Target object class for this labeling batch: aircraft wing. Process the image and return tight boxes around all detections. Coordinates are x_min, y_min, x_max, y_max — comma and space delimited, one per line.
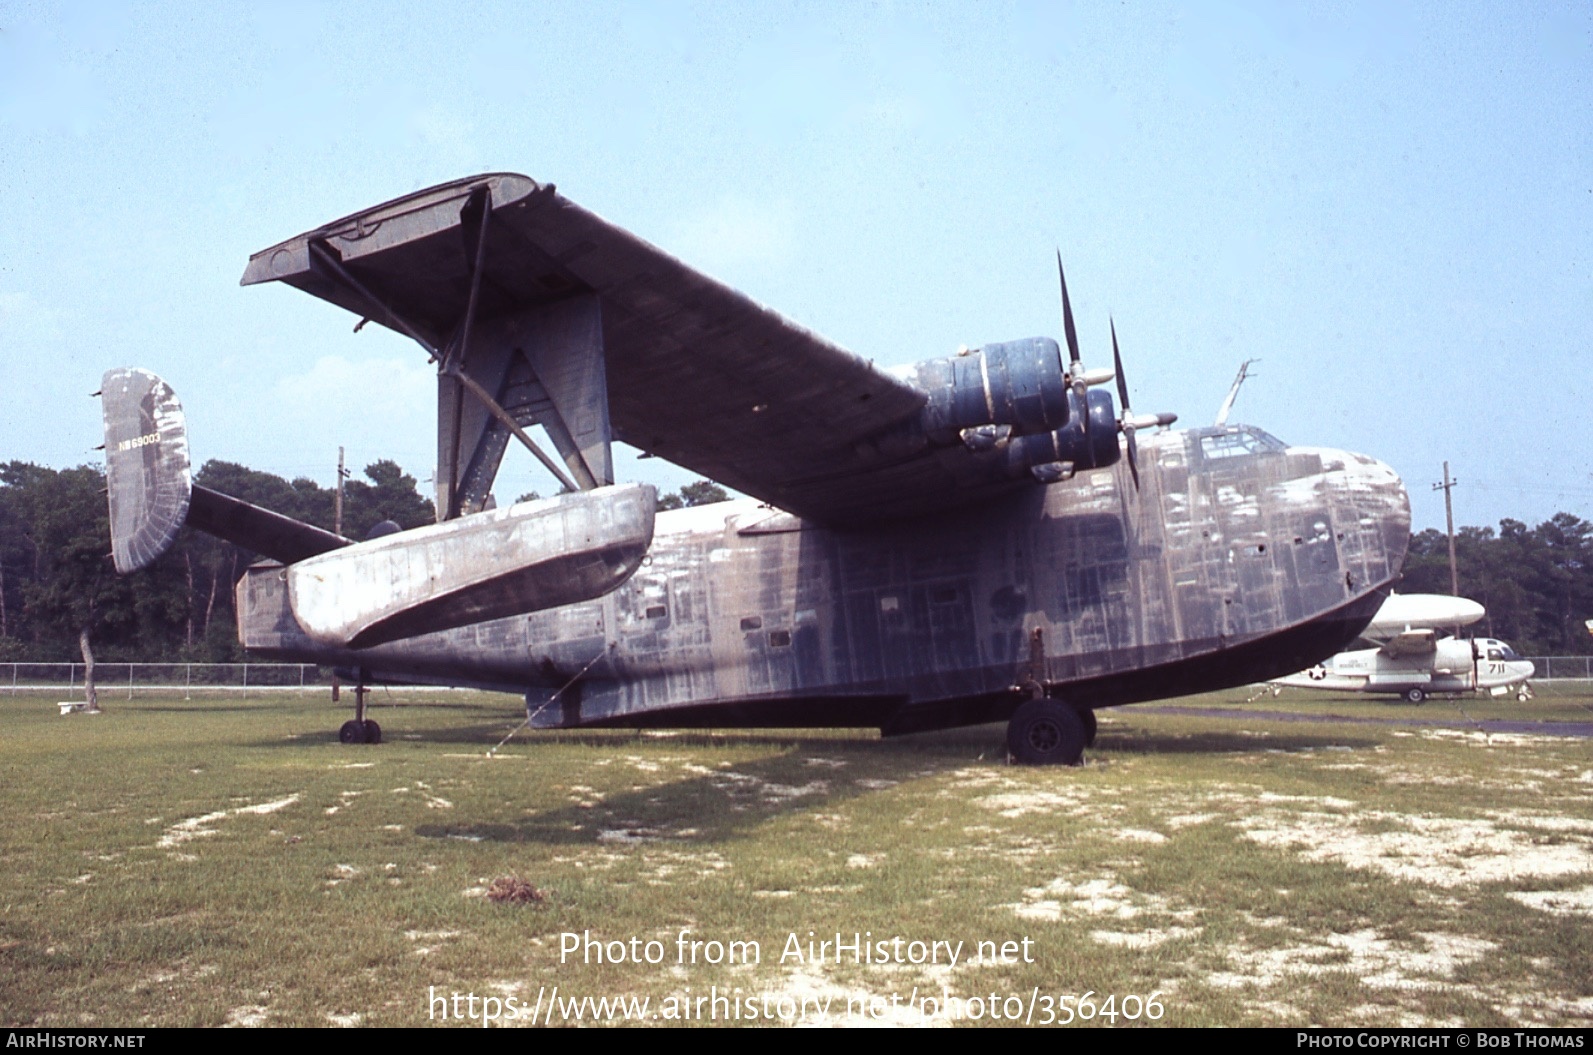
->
240, 174, 1026, 525
1378, 628, 1437, 659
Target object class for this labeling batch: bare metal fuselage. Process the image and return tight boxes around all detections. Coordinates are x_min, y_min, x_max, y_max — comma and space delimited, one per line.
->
237, 424, 1410, 734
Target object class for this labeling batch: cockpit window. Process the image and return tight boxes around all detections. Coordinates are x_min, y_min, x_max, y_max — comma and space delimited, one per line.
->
1199, 427, 1285, 461
1499, 644, 1521, 661
1487, 648, 1504, 661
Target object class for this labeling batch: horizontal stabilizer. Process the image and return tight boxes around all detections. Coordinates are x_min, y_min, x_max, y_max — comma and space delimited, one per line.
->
286, 483, 656, 648
188, 486, 349, 564
100, 369, 192, 572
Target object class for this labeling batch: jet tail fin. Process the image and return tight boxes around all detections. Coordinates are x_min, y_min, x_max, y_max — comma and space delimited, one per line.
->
100, 369, 351, 570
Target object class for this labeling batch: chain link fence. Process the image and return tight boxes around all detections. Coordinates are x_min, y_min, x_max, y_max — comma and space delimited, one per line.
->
4, 662, 335, 698
5, 657, 1589, 702
1525, 656, 1593, 682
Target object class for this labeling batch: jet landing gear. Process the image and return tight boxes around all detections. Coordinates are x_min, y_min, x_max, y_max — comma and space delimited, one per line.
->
336, 676, 382, 745
1007, 698, 1094, 766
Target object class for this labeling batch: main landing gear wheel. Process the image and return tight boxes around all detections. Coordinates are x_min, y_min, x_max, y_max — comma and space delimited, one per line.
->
338, 719, 382, 744
336, 675, 382, 744
1403, 687, 1427, 704
1007, 699, 1088, 766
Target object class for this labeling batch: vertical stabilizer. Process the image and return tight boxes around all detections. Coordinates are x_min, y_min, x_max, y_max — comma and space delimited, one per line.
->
99, 368, 192, 572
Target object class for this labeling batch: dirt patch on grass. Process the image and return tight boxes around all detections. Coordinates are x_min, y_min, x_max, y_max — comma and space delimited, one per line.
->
223, 1005, 269, 1027
1009, 875, 1196, 923
1507, 886, 1593, 916
156, 794, 300, 852
1208, 929, 1495, 990
1234, 808, 1593, 887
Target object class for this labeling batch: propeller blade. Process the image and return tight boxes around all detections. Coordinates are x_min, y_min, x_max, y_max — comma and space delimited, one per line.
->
1057, 252, 1089, 442
1057, 251, 1081, 369
1112, 318, 1129, 412
1111, 319, 1140, 490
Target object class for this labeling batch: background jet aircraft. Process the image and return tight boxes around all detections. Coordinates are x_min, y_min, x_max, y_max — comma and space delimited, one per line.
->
100, 173, 1411, 764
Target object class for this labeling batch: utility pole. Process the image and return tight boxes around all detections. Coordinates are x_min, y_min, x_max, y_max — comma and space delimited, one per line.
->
1433, 462, 1461, 635
331, 445, 350, 706
334, 446, 348, 538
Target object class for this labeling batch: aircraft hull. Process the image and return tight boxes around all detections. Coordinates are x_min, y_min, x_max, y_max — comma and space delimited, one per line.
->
237, 426, 1410, 735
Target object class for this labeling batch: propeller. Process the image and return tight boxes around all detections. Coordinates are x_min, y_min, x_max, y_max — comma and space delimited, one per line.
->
1112, 319, 1137, 488
1110, 317, 1177, 490
1057, 253, 1091, 442
1055, 255, 1174, 487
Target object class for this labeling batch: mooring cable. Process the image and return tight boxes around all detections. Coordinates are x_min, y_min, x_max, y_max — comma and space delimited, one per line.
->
487, 646, 611, 758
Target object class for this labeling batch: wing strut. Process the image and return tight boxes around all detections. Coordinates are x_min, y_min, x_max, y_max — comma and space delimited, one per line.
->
304, 194, 597, 512
442, 368, 579, 495
438, 185, 493, 375
308, 240, 441, 358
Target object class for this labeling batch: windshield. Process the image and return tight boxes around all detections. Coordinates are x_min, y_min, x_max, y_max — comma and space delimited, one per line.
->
1199, 427, 1286, 462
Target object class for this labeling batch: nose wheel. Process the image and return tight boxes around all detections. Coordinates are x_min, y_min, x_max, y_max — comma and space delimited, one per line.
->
337, 679, 382, 744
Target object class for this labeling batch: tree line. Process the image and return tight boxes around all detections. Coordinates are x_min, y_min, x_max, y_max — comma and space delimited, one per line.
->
1398, 514, 1593, 655
0, 458, 727, 666
0, 456, 1586, 664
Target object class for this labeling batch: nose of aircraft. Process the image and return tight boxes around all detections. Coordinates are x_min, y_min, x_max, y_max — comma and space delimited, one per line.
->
1316, 448, 1412, 594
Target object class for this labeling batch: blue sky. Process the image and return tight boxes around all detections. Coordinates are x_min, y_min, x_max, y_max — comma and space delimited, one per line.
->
1, 1, 1588, 532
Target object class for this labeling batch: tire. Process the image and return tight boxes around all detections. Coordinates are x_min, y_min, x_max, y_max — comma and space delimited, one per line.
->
1007, 700, 1087, 766
362, 719, 382, 745
1078, 706, 1098, 748
1403, 687, 1426, 704
339, 720, 365, 744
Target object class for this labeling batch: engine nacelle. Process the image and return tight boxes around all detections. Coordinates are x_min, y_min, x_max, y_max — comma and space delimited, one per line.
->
918, 337, 1071, 439
1004, 389, 1121, 481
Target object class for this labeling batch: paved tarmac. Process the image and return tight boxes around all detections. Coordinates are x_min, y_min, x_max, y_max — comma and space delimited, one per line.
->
1131, 704, 1593, 739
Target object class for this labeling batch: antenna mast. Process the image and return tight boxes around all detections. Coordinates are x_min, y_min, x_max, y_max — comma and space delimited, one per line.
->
1214, 359, 1258, 427
1433, 462, 1462, 635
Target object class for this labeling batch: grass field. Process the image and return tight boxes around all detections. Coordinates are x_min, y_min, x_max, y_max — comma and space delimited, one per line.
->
3, 683, 1592, 1027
